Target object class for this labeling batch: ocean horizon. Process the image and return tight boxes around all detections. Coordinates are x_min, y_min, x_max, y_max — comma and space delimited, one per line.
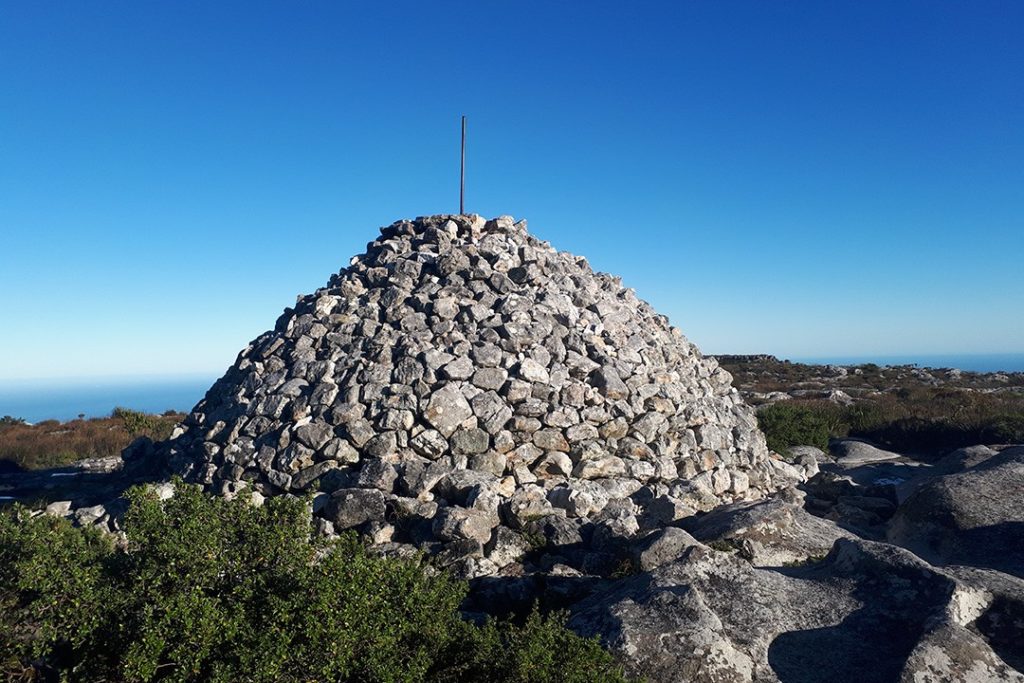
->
0, 376, 217, 424
1, 353, 1022, 424
787, 353, 1024, 374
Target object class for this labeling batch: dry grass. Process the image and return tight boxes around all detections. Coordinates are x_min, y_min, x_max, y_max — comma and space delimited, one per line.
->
0, 411, 183, 471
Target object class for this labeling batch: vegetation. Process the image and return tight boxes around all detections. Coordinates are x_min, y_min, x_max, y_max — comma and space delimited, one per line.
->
707, 540, 740, 553
782, 554, 827, 568
717, 356, 1024, 457
0, 482, 628, 683
0, 410, 183, 472
756, 403, 836, 454
757, 391, 1024, 458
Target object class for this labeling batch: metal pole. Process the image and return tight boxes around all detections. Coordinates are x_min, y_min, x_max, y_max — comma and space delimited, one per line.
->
460, 115, 466, 215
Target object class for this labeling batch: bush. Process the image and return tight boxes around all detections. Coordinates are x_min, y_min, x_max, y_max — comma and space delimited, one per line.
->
0, 482, 628, 682
756, 402, 835, 455
0, 416, 26, 429
980, 414, 1024, 444
757, 390, 1024, 458
112, 407, 158, 436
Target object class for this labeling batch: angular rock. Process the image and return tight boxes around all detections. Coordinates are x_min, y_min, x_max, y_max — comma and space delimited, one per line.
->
424, 384, 474, 438
325, 488, 385, 530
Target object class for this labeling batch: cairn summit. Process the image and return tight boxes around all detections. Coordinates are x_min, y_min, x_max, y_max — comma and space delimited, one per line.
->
160, 214, 808, 577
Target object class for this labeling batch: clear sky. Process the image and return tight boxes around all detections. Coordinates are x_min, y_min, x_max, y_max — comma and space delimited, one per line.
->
1, 1, 1022, 382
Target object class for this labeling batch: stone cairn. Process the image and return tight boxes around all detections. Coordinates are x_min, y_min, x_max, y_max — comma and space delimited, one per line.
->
161, 214, 807, 578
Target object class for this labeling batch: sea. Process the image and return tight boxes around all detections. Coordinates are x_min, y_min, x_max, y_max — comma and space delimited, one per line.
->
788, 353, 1024, 374
1, 353, 1023, 424
0, 376, 217, 424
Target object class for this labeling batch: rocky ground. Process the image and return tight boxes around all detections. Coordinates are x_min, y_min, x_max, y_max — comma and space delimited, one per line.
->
713, 354, 1024, 406
6, 433, 1022, 682
2, 217, 1022, 682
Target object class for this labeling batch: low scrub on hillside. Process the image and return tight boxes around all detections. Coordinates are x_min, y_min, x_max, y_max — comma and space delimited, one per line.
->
756, 402, 837, 453
0, 409, 182, 471
759, 389, 1024, 457
0, 482, 628, 683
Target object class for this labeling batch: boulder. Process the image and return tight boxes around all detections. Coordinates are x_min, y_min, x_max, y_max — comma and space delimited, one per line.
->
888, 446, 1024, 578
325, 488, 385, 530
683, 490, 857, 566
831, 439, 903, 465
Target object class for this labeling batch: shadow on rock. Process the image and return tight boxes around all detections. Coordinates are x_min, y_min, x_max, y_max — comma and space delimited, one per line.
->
976, 595, 1024, 674
0, 438, 168, 509
767, 582, 934, 683
888, 446, 1024, 579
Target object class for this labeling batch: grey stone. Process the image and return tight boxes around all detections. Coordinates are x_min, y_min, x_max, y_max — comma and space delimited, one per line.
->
503, 485, 555, 529
432, 507, 497, 545
470, 391, 513, 434
888, 446, 1024, 577
469, 450, 507, 477
356, 458, 398, 492
291, 461, 339, 491
398, 459, 448, 498
532, 429, 570, 452
486, 527, 532, 567
364, 431, 398, 458
686, 492, 857, 566
325, 488, 385, 529
532, 451, 574, 479
525, 514, 581, 548
570, 538, 1024, 683
573, 455, 627, 479
832, 438, 904, 465
424, 384, 474, 437
645, 495, 695, 524
294, 421, 334, 451
45, 500, 73, 517
471, 366, 508, 390
516, 358, 550, 383
410, 429, 448, 459
547, 480, 610, 517
441, 355, 475, 381
451, 427, 490, 455
471, 343, 503, 367
632, 527, 703, 571
590, 366, 629, 400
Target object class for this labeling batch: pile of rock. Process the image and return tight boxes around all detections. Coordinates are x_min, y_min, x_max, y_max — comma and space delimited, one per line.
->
158, 214, 808, 577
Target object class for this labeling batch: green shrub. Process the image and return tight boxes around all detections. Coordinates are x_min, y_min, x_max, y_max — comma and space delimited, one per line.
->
452, 609, 626, 683
842, 402, 890, 434
980, 414, 1024, 444
0, 482, 628, 682
0, 416, 25, 429
756, 402, 835, 455
112, 406, 158, 436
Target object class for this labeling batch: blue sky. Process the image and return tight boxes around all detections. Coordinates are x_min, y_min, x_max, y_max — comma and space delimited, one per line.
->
1, 1, 1022, 382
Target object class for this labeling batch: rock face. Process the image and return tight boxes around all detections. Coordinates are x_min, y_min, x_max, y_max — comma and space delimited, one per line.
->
682, 488, 857, 567
157, 214, 796, 577
888, 445, 1024, 578
570, 537, 1024, 683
